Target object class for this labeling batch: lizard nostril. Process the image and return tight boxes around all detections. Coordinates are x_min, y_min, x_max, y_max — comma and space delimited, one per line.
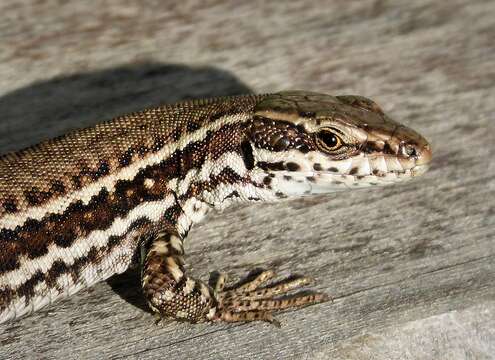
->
402, 144, 418, 158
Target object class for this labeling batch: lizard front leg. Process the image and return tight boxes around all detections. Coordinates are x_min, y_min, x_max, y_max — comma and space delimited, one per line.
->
141, 230, 329, 325
141, 230, 217, 322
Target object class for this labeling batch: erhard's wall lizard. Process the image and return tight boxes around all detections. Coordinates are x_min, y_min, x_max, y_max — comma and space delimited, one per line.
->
0, 91, 431, 325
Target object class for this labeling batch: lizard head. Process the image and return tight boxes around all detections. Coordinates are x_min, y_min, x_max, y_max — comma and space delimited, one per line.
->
245, 90, 432, 198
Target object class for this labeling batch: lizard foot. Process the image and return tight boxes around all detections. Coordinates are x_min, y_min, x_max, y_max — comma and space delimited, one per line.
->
211, 270, 330, 326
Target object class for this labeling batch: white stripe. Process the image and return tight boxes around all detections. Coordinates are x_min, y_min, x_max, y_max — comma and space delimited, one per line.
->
0, 113, 251, 230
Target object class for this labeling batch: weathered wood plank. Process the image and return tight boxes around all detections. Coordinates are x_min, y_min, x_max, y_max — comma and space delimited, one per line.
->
1, 0, 494, 359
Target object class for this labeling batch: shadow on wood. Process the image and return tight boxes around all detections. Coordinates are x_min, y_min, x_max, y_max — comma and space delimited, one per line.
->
0, 63, 252, 153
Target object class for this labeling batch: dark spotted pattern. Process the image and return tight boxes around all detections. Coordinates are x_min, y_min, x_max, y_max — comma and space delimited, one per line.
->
263, 176, 272, 186
2, 199, 18, 214
349, 167, 359, 175
247, 116, 315, 153
286, 162, 300, 172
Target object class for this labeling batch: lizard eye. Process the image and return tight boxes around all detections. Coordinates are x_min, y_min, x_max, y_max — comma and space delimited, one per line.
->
315, 129, 342, 152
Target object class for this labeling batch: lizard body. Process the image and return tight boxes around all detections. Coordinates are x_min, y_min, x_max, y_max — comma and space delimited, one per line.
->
0, 91, 431, 324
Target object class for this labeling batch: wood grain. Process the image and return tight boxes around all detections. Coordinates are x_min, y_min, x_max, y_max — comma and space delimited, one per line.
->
1, 0, 494, 359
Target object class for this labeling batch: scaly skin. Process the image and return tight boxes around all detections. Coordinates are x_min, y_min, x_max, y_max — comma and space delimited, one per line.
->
0, 91, 431, 325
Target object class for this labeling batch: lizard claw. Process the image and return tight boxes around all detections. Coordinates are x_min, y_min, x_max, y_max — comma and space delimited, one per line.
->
211, 270, 329, 326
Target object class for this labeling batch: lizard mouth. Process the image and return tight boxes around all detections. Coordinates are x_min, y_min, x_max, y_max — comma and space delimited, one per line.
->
258, 149, 432, 197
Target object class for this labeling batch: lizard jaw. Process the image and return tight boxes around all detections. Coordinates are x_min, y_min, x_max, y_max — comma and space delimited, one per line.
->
251, 146, 432, 197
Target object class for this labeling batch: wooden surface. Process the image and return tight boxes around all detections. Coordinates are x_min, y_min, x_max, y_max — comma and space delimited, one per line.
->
1, 1, 494, 359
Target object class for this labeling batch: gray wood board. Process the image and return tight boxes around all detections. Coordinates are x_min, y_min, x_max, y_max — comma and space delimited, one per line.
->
1, 0, 494, 359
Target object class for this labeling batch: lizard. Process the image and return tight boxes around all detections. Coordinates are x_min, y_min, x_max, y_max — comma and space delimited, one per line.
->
0, 90, 431, 325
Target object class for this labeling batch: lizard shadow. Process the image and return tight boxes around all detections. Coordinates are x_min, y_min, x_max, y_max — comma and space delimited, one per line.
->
107, 268, 151, 313
0, 62, 252, 313
0, 62, 252, 153
107, 267, 276, 314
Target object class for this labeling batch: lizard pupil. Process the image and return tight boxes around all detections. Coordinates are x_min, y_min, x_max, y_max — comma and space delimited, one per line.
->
321, 133, 337, 147
316, 129, 342, 151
